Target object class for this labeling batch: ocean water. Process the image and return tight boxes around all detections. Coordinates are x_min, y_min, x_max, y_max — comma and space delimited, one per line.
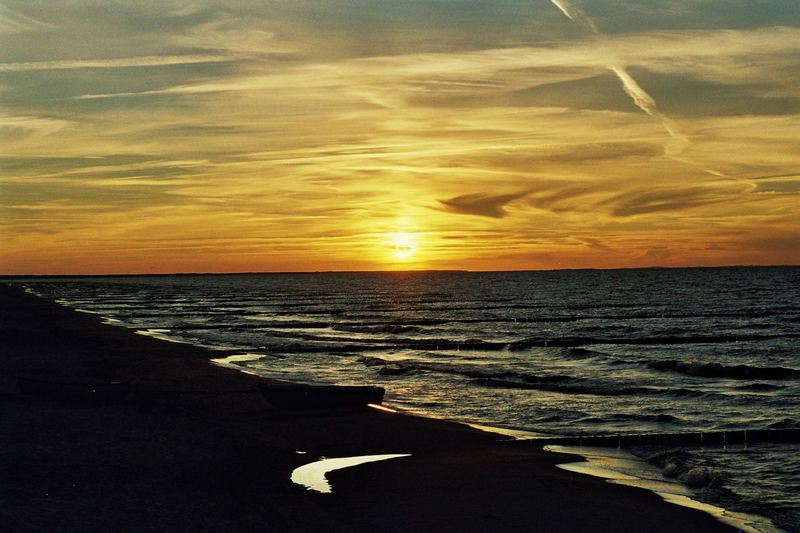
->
17, 267, 800, 531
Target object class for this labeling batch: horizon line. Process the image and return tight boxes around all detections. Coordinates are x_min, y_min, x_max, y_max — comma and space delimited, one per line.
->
2, 263, 798, 279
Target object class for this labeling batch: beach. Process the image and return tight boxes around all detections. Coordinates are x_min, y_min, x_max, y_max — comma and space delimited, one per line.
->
0, 283, 739, 532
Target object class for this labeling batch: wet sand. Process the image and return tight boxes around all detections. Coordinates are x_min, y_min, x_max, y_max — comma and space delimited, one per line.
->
0, 284, 736, 532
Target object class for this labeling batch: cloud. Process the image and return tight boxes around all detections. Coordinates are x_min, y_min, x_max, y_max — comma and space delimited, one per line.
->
439, 191, 530, 218
524, 184, 603, 214
0, 114, 74, 136
548, 0, 693, 163
69, 26, 800, 107
0, 5, 54, 35
172, 15, 293, 56
603, 185, 740, 217
0, 55, 231, 72
551, 0, 600, 33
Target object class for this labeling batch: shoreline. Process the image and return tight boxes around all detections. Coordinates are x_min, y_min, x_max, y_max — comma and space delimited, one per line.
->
1, 284, 740, 531
543, 445, 783, 533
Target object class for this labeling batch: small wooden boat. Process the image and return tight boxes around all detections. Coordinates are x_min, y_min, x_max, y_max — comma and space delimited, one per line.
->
257, 382, 385, 411
17, 376, 130, 402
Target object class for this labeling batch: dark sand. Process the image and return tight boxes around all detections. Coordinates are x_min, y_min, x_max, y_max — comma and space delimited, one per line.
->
0, 284, 736, 532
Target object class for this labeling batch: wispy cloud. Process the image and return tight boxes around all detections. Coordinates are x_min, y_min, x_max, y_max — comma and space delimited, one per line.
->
173, 15, 294, 56
0, 114, 75, 135
551, 0, 600, 33
439, 191, 530, 218
546, 0, 762, 187
549, 0, 692, 156
0, 55, 232, 72
0, 5, 55, 35
603, 185, 741, 217
69, 27, 800, 102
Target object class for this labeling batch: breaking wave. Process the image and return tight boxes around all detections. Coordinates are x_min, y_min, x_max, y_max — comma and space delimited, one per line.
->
471, 378, 708, 398
648, 360, 800, 380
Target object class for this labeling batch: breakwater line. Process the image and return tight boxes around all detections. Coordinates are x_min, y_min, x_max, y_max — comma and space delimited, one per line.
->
518, 428, 800, 448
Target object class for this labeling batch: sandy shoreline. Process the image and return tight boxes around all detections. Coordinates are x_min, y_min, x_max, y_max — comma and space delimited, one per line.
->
0, 284, 736, 532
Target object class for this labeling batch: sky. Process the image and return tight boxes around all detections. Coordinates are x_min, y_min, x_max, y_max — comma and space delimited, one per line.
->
1, 0, 799, 274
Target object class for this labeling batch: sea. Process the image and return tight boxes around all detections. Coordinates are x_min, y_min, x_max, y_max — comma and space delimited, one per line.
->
15, 266, 800, 532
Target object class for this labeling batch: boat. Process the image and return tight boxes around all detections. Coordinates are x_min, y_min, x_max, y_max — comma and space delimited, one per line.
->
17, 376, 130, 401
257, 382, 385, 411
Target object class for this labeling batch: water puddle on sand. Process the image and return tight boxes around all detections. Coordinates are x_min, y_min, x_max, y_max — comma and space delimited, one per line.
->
211, 352, 265, 365
545, 445, 783, 533
291, 454, 411, 494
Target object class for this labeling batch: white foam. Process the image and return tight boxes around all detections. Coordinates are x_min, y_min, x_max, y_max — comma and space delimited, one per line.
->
209, 352, 266, 377
546, 445, 784, 533
135, 329, 185, 343
468, 423, 550, 440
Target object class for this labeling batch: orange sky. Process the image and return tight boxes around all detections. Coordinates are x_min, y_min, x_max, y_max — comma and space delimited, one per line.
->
2, 1, 799, 274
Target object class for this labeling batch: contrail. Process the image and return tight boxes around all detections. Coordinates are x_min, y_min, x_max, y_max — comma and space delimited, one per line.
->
550, 0, 599, 33
607, 66, 689, 157
548, 0, 744, 182
549, 1, 675, 135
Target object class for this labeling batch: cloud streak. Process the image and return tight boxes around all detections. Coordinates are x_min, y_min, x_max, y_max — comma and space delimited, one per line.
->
439, 191, 530, 218
1, 114, 75, 135
550, 0, 599, 33
69, 26, 800, 105
0, 5, 54, 35
0, 55, 232, 72
548, 0, 750, 183
549, 0, 689, 152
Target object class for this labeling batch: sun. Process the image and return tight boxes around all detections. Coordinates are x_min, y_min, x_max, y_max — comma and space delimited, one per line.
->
388, 232, 418, 261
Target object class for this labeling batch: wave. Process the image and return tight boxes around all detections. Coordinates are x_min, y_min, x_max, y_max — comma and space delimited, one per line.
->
578, 413, 682, 424
563, 347, 608, 359
647, 359, 800, 380
640, 449, 720, 489
251, 332, 508, 352
332, 324, 423, 334
357, 356, 575, 383
471, 378, 706, 398
256, 332, 798, 353
768, 418, 799, 430
735, 383, 786, 391
182, 326, 799, 356
509, 333, 799, 350
356, 355, 710, 399
312, 309, 791, 325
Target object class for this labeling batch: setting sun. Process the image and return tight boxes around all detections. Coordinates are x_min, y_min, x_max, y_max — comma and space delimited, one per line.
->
388, 233, 419, 261
1, 0, 799, 276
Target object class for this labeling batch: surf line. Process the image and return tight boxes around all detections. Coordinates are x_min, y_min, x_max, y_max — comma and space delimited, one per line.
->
291, 454, 411, 494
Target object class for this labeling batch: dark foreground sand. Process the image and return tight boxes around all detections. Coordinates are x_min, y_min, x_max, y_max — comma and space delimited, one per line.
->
0, 284, 736, 532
